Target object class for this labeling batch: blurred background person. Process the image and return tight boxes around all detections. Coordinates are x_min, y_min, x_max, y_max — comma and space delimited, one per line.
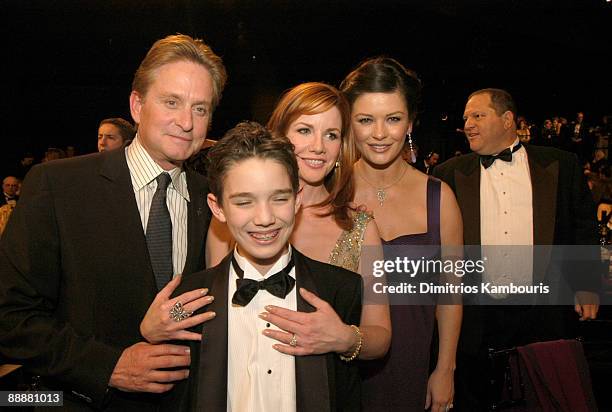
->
415, 151, 440, 175
97, 117, 136, 152
569, 111, 592, 163
1, 176, 20, 207
538, 119, 556, 146
65, 145, 77, 158
15, 152, 36, 180
41, 147, 66, 163
517, 117, 532, 144
590, 149, 609, 178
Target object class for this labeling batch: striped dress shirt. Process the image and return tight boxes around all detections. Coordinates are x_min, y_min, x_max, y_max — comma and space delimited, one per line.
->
125, 136, 189, 277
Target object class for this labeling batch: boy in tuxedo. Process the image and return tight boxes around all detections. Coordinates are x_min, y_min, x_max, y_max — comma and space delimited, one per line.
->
167, 121, 363, 411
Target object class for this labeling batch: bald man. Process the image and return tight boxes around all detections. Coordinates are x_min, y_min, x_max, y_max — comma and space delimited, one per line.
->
1, 176, 20, 206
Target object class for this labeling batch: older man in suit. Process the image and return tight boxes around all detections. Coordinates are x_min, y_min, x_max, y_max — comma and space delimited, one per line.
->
434, 88, 599, 410
1, 176, 19, 206
0, 34, 226, 410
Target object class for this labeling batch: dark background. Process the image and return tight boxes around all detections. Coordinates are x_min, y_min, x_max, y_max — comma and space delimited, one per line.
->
2, 0, 611, 177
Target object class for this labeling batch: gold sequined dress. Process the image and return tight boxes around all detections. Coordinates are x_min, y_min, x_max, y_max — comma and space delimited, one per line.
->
0, 204, 15, 235
328, 211, 372, 272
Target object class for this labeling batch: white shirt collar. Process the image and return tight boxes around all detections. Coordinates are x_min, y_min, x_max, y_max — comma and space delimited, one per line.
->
510, 137, 526, 158
493, 137, 522, 156
125, 135, 190, 201
232, 245, 294, 280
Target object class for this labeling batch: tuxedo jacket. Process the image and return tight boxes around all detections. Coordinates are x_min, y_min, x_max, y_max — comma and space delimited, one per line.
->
434, 145, 597, 247
165, 249, 363, 412
0, 148, 210, 410
434, 145, 599, 349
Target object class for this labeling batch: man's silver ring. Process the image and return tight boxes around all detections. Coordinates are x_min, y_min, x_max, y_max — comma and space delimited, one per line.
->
289, 334, 298, 347
169, 301, 193, 322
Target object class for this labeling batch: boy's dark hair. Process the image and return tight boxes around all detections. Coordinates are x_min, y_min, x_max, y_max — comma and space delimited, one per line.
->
207, 121, 299, 204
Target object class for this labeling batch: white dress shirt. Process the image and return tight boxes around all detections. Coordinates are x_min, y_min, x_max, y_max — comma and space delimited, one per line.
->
480, 139, 534, 294
227, 247, 297, 412
3, 194, 16, 207
125, 136, 189, 276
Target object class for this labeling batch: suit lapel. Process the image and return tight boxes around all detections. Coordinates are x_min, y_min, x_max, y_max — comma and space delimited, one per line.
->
98, 149, 157, 297
293, 250, 331, 412
195, 256, 230, 411
194, 251, 332, 411
452, 150, 559, 246
526, 147, 558, 283
454, 154, 481, 245
183, 170, 210, 275
98, 156, 210, 292
527, 146, 558, 246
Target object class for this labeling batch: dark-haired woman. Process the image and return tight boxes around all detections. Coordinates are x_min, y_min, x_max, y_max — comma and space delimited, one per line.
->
341, 57, 463, 412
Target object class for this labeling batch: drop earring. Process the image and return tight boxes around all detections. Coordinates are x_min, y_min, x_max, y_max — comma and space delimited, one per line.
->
407, 132, 417, 163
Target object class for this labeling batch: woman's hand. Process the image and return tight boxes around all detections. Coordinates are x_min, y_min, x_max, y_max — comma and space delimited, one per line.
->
425, 367, 454, 412
260, 288, 356, 356
140, 275, 216, 344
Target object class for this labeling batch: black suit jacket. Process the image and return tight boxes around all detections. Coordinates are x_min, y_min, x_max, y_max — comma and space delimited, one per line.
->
0, 148, 210, 410
165, 249, 363, 412
434, 145, 596, 247
434, 145, 599, 349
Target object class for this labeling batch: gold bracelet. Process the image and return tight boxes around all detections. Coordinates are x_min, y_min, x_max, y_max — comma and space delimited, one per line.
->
339, 325, 362, 362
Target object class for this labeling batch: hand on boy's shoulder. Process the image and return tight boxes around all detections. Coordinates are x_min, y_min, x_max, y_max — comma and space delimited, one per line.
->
140, 273, 217, 343
172, 269, 214, 297
296, 251, 362, 291
173, 254, 231, 297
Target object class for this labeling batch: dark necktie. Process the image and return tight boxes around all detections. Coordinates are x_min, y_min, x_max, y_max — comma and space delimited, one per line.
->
231, 255, 296, 306
480, 142, 523, 169
146, 173, 173, 290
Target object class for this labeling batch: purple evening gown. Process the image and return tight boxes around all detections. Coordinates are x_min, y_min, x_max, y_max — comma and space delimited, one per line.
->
361, 177, 441, 411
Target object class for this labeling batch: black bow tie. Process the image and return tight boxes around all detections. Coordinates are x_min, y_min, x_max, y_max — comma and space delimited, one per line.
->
480, 142, 522, 169
231, 255, 296, 306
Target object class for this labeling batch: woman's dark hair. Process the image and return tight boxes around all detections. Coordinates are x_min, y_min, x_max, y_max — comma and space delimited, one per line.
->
339, 56, 422, 123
